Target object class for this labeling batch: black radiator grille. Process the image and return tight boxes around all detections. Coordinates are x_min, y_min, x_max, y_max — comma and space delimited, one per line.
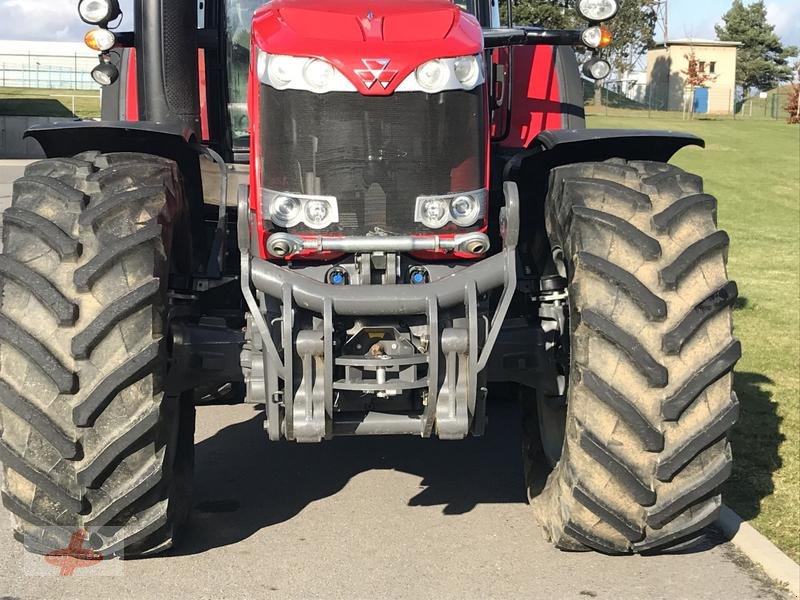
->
260, 85, 486, 235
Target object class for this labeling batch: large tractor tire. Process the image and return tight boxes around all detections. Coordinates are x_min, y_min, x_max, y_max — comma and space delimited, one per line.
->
0, 152, 194, 557
528, 159, 740, 553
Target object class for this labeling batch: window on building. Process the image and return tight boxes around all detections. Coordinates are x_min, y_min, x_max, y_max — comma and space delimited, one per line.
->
699, 61, 706, 73
710, 62, 717, 74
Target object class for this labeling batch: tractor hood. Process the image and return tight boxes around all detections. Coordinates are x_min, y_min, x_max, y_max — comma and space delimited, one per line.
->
251, 0, 483, 95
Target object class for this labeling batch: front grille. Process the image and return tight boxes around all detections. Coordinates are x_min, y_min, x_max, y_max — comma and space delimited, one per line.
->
260, 85, 486, 235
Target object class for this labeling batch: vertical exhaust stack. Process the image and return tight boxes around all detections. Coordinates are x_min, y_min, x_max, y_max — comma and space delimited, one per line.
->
135, 0, 201, 136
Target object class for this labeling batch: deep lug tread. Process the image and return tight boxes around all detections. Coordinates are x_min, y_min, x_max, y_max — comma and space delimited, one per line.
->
74, 223, 162, 292
573, 206, 661, 260
0, 443, 84, 513
579, 427, 656, 505
0, 314, 76, 393
581, 369, 664, 452
78, 407, 161, 488
0, 152, 193, 558
72, 342, 161, 427
563, 178, 652, 211
574, 484, 644, 542
652, 193, 717, 233
656, 394, 740, 482
0, 255, 78, 326
86, 463, 163, 528
635, 496, 721, 552
659, 231, 730, 290
78, 186, 166, 230
13, 176, 86, 209
663, 341, 742, 421
564, 521, 627, 554
577, 253, 667, 321
72, 280, 160, 359
0, 380, 77, 458
1, 207, 81, 260
662, 281, 738, 355
647, 447, 732, 528
581, 310, 668, 388
534, 159, 737, 555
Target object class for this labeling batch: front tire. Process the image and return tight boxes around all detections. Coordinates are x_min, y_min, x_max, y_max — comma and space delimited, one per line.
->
0, 152, 194, 557
528, 159, 741, 553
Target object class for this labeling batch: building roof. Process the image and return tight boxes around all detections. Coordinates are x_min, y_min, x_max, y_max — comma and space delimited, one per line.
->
661, 38, 742, 48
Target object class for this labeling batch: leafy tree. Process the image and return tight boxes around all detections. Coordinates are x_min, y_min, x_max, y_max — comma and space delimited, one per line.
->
506, 0, 658, 74
715, 0, 798, 91
682, 50, 717, 88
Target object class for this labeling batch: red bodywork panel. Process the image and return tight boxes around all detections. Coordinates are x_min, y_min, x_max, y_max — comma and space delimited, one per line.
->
492, 45, 563, 148
248, 0, 488, 261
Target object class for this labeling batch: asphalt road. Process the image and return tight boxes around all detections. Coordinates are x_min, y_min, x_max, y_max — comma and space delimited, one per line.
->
0, 161, 790, 599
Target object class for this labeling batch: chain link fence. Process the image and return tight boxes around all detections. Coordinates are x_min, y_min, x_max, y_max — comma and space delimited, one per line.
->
0, 52, 100, 90
585, 79, 794, 121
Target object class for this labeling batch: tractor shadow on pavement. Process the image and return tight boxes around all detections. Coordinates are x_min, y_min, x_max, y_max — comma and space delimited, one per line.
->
172, 394, 529, 556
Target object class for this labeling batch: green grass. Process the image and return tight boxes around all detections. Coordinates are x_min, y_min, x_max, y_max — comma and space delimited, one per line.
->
0, 86, 100, 119
589, 114, 800, 562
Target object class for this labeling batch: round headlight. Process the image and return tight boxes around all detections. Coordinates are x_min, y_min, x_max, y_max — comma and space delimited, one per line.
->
91, 61, 119, 86
79, 0, 115, 24
577, 0, 619, 22
304, 199, 330, 228
267, 55, 294, 88
581, 26, 603, 49
416, 60, 449, 93
583, 58, 612, 80
84, 28, 116, 52
450, 195, 480, 226
453, 56, 480, 89
420, 198, 449, 228
269, 195, 301, 226
303, 59, 334, 92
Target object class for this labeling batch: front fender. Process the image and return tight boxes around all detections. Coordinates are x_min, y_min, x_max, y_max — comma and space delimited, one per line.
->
504, 128, 704, 181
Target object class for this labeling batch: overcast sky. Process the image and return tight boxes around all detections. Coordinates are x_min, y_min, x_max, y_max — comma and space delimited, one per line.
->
0, 0, 798, 46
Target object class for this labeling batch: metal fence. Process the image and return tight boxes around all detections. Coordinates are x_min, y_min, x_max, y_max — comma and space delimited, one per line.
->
585, 80, 795, 121
0, 53, 100, 90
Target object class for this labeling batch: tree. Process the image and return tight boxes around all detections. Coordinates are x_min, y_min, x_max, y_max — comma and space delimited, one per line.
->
715, 0, 798, 91
682, 49, 717, 117
506, 0, 659, 75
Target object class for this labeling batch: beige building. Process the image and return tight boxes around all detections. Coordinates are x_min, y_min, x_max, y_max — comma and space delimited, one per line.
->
646, 38, 741, 115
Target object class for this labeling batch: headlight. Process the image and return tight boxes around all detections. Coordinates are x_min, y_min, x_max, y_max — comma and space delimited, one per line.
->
583, 58, 611, 80
577, 0, 619, 22
84, 28, 116, 52
415, 190, 487, 229
450, 194, 481, 226
420, 198, 449, 228
304, 199, 330, 228
269, 195, 302, 227
416, 60, 450, 93
581, 26, 614, 49
453, 56, 480, 88
303, 59, 335, 92
78, 0, 120, 24
267, 55, 295, 88
264, 190, 339, 229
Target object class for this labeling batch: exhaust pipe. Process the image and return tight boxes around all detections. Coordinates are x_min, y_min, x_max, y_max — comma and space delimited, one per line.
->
134, 0, 200, 136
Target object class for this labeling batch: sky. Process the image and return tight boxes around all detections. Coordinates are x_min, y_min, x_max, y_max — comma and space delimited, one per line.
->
0, 0, 798, 47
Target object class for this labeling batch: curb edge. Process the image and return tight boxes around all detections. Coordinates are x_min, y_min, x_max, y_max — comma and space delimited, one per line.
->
717, 505, 800, 597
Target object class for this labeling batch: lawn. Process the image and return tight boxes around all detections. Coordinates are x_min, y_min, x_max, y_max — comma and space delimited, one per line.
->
588, 113, 800, 562
0, 86, 100, 119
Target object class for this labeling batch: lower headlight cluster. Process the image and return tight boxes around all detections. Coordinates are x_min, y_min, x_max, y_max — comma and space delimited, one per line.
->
258, 51, 355, 93
415, 190, 487, 229
264, 190, 339, 230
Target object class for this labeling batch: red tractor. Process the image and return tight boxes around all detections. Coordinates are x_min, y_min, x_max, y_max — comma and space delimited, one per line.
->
0, 0, 739, 557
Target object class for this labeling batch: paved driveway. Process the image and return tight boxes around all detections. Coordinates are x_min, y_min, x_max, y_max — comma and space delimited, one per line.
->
0, 161, 789, 600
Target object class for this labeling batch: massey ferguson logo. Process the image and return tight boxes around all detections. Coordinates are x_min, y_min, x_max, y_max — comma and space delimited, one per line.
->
354, 59, 398, 89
